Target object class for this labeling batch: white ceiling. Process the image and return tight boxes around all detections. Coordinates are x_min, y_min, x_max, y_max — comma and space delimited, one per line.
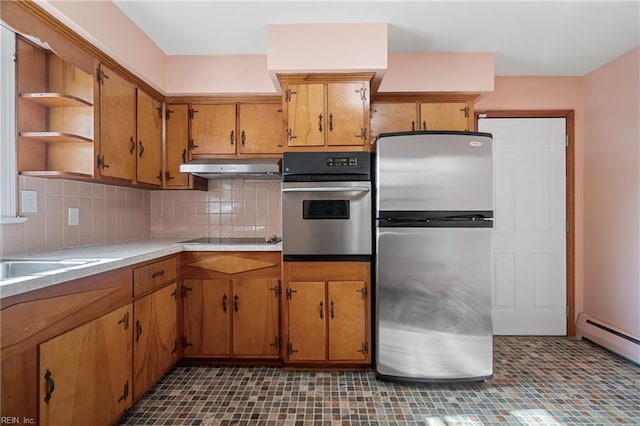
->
113, 0, 640, 76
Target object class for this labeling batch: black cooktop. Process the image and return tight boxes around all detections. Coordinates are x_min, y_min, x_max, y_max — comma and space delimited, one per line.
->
181, 237, 281, 245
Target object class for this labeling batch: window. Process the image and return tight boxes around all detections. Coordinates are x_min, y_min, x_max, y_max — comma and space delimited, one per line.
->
0, 24, 23, 223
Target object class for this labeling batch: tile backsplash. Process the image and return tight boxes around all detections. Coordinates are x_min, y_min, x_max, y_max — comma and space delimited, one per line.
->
0, 177, 282, 256
1, 176, 151, 256
150, 179, 282, 239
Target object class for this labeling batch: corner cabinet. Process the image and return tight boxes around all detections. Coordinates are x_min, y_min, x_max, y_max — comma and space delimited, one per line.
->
180, 251, 281, 359
38, 304, 133, 426
283, 261, 371, 366
279, 74, 373, 151
370, 96, 477, 142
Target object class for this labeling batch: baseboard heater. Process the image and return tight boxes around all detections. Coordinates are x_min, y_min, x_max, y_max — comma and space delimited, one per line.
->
575, 313, 640, 365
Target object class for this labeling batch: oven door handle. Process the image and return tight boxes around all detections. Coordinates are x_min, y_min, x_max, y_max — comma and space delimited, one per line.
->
282, 186, 370, 193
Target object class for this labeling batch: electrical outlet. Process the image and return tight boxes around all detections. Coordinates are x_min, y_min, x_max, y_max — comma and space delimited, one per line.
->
21, 190, 37, 213
68, 207, 79, 226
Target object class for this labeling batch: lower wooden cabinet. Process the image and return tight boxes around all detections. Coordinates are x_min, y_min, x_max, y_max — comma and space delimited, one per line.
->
180, 251, 282, 359
283, 262, 371, 365
38, 304, 133, 426
133, 282, 178, 399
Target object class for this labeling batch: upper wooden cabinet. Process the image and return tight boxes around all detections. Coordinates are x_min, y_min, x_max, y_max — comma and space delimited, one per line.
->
97, 63, 137, 182
370, 96, 477, 142
97, 64, 163, 187
279, 74, 372, 151
16, 36, 95, 179
190, 103, 237, 155
237, 103, 284, 154
135, 90, 163, 187
165, 103, 199, 189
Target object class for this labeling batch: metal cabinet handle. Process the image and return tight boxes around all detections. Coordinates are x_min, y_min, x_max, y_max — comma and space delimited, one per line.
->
129, 137, 135, 154
241, 130, 246, 146
117, 312, 129, 330
182, 149, 187, 163
330, 301, 335, 319
230, 130, 235, 145
319, 301, 324, 319
117, 381, 129, 403
422, 121, 427, 131
411, 121, 415, 131
329, 113, 334, 131
222, 294, 228, 312
139, 140, 144, 157
318, 114, 323, 132
234, 294, 239, 312
44, 369, 55, 404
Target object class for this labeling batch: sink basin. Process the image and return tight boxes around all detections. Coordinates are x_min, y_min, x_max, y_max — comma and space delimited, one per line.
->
0, 259, 96, 280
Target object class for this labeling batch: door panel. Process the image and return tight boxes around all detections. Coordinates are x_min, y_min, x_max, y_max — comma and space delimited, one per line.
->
287, 84, 325, 146
287, 282, 326, 361
136, 90, 162, 186
165, 104, 190, 187
327, 82, 366, 146
328, 281, 367, 360
182, 279, 231, 356
190, 104, 236, 154
238, 103, 284, 154
232, 279, 280, 356
420, 102, 470, 131
370, 102, 417, 140
478, 117, 566, 335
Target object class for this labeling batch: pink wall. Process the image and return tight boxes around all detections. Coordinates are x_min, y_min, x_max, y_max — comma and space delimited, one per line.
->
267, 23, 387, 74
41, 0, 167, 91
474, 76, 585, 320
582, 48, 640, 336
167, 55, 277, 95
379, 53, 495, 93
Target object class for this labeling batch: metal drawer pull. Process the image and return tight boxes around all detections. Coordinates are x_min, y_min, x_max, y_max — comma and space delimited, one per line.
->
151, 270, 165, 279
282, 186, 370, 193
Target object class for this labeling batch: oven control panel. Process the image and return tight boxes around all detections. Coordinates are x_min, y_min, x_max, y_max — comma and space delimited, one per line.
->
326, 156, 358, 167
283, 152, 371, 182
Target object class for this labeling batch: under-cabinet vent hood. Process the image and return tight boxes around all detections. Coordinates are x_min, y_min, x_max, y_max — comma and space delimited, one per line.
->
179, 158, 281, 180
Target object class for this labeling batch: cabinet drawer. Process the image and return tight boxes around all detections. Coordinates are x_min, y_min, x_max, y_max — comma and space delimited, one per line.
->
133, 257, 177, 296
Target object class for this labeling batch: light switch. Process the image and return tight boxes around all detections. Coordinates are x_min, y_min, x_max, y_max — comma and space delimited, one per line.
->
68, 207, 79, 226
21, 190, 37, 213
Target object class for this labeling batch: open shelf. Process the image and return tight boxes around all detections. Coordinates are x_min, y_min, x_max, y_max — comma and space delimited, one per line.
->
20, 171, 94, 180
19, 92, 93, 108
19, 132, 93, 144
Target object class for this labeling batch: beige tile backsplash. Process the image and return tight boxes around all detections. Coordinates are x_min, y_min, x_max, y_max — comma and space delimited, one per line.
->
149, 179, 282, 239
0, 177, 282, 256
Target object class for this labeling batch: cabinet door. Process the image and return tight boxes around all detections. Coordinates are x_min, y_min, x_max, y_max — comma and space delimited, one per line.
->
165, 104, 190, 188
136, 89, 162, 186
328, 281, 368, 361
98, 64, 136, 181
420, 102, 472, 131
286, 84, 325, 146
238, 103, 284, 154
133, 283, 178, 399
287, 281, 326, 361
182, 279, 231, 356
370, 102, 417, 140
190, 104, 237, 155
327, 82, 367, 146
39, 304, 133, 426
232, 279, 280, 356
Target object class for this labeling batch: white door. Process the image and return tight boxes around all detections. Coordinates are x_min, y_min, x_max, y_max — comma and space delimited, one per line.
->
478, 118, 566, 335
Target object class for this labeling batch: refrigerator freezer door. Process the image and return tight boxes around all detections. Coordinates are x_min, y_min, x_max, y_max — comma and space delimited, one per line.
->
376, 132, 493, 212
375, 227, 493, 381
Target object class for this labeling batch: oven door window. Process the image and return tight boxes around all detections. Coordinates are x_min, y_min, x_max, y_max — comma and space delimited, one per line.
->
303, 200, 350, 220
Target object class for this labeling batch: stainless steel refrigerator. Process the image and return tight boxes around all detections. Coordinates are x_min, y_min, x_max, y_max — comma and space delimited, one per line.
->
375, 131, 494, 383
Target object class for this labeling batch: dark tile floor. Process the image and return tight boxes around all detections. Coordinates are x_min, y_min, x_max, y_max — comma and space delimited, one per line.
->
119, 337, 640, 425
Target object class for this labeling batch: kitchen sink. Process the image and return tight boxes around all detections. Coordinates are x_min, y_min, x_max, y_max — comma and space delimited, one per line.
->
0, 259, 98, 280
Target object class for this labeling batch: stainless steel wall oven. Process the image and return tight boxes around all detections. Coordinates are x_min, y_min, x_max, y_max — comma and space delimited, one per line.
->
281, 152, 372, 260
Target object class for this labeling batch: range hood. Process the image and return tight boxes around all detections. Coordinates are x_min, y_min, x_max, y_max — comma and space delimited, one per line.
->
179, 158, 281, 180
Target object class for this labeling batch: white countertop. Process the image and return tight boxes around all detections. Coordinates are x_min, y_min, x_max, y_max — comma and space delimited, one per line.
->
0, 238, 282, 299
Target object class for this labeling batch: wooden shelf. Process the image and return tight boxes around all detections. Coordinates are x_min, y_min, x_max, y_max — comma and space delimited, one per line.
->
19, 93, 93, 108
20, 171, 94, 180
19, 132, 93, 144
